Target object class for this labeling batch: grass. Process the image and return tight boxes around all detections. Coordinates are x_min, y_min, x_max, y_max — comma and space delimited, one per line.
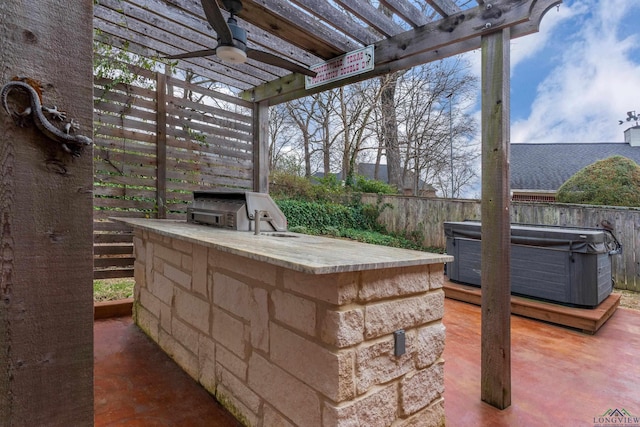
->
94, 278, 135, 302
613, 289, 640, 311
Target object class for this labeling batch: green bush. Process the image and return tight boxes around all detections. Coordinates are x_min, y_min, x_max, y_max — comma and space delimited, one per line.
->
556, 156, 640, 207
270, 172, 442, 253
270, 171, 398, 203
269, 171, 317, 200
352, 175, 398, 194
276, 199, 382, 232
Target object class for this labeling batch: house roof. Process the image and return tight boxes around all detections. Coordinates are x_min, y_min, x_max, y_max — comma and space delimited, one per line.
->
510, 142, 640, 191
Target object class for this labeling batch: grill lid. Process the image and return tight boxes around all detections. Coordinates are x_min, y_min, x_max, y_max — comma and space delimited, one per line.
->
187, 190, 287, 232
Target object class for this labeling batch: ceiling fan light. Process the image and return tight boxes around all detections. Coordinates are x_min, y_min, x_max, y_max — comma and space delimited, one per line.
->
217, 45, 247, 64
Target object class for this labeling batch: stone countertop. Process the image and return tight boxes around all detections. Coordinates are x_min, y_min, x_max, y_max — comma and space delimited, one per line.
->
115, 218, 453, 275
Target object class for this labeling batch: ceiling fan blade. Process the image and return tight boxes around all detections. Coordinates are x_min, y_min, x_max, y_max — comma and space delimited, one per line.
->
165, 49, 218, 60
246, 49, 317, 77
201, 0, 233, 45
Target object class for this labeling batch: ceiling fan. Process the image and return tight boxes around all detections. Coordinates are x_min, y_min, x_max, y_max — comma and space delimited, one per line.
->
166, 0, 317, 77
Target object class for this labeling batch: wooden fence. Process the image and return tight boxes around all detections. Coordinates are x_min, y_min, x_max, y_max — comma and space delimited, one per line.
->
91, 72, 640, 292
93, 70, 254, 279
361, 195, 640, 292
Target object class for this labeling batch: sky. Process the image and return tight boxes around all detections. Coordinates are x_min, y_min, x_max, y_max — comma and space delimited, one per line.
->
465, 0, 640, 144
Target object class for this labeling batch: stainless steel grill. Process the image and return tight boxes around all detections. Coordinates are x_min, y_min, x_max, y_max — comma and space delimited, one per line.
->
187, 191, 287, 233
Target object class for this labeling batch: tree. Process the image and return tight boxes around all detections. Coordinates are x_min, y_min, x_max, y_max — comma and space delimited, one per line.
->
313, 90, 342, 175
271, 56, 479, 197
269, 103, 297, 172
336, 81, 379, 186
377, 58, 479, 197
286, 95, 322, 178
556, 156, 640, 207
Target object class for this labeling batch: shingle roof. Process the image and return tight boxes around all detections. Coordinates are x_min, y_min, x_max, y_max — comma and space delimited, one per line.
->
510, 143, 640, 191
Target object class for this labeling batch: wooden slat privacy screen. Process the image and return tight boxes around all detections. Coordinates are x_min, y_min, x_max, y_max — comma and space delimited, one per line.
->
93, 70, 254, 279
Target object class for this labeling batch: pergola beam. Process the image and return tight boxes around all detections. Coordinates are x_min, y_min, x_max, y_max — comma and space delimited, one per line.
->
380, 0, 430, 27
333, 0, 405, 37
427, 0, 461, 18
290, 0, 380, 45
242, 0, 561, 105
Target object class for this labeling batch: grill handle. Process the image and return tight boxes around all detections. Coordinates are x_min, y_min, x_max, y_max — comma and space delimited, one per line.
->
254, 210, 273, 235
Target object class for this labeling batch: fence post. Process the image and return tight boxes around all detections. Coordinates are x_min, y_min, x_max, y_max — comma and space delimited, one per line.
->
480, 28, 512, 410
0, 1, 94, 423
156, 69, 168, 218
253, 100, 269, 193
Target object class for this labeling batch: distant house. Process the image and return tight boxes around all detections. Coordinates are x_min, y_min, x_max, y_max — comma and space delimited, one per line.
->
510, 126, 640, 202
314, 163, 437, 197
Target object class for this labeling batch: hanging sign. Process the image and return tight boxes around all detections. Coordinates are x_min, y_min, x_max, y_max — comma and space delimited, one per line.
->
305, 45, 374, 89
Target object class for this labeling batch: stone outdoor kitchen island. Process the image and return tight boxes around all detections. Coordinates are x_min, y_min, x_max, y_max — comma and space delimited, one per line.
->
118, 218, 452, 427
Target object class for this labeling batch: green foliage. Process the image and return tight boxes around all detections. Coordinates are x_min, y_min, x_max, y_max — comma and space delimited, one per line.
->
276, 199, 383, 232
94, 37, 157, 88
352, 175, 398, 194
275, 198, 441, 253
270, 172, 443, 252
310, 174, 349, 202
270, 171, 398, 204
270, 171, 318, 200
312, 173, 343, 190
556, 156, 640, 207
93, 29, 176, 100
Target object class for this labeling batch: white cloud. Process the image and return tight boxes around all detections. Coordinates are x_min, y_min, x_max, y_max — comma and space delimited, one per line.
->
455, 0, 640, 197
509, 2, 577, 70
511, 0, 640, 143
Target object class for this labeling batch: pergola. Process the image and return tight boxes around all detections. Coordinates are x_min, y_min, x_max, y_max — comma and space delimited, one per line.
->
1, 0, 559, 423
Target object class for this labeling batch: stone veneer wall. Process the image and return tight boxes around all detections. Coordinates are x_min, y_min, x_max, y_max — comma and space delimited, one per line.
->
132, 229, 446, 427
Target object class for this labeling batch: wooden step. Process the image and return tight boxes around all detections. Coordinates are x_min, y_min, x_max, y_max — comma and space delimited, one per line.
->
94, 298, 134, 320
443, 280, 620, 334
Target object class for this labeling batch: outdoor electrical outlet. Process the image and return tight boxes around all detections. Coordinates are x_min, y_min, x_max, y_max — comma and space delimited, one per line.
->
394, 330, 406, 357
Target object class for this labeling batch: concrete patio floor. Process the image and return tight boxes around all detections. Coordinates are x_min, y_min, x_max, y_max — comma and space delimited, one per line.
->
94, 299, 640, 426
443, 299, 640, 426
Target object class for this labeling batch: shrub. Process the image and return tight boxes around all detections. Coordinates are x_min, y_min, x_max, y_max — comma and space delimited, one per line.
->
276, 199, 383, 232
269, 171, 317, 200
352, 175, 398, 194
270, 172, 398, 203
270, 172, 442, 254
556, 156, 640, 207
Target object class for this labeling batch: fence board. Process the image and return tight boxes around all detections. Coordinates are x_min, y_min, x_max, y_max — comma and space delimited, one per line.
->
94, 127, 157, 145
94, 269, 134, 280
95, 112, 158, 134
362, 195, 639, 292
94, 245, 133, 255
95, 173, 156, 188
92, 72, 254, 279
166, 75, 254, 108
94, 258, 135, 269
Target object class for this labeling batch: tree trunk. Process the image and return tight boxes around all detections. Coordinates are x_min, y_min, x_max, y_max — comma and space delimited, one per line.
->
322, 116, 331, 175
303, 129, 312, 178
380, 73, 402, 189
0, 1, 94, 424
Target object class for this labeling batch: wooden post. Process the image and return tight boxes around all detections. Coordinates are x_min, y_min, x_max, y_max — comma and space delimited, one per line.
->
480, 27, 512, 409
253, 100, 270, 193
0, 1, 94, 424
157, 70, 168, 218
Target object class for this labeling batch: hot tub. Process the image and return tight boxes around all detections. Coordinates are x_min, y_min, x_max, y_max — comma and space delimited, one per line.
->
444, 221, 620, 308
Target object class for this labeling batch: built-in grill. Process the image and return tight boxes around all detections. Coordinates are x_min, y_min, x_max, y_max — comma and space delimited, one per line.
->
187, 191, 287, 233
